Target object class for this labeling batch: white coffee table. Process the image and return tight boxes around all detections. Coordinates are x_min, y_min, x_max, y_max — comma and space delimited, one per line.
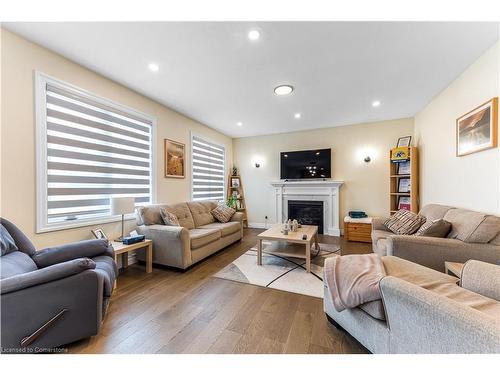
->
257, 224, 319, 273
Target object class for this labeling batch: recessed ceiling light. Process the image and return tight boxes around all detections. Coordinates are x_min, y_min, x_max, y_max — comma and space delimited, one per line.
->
372, 100, 381, 107
274, 85, 294, 96
248, 30, 261, 41
148, 63, 159, 72
294, 113, 301, 119
236, 122, 243, 127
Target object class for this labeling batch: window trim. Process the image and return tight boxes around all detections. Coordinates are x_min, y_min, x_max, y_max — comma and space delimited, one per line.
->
35, 71, 156, 233
190, 131, 227, 202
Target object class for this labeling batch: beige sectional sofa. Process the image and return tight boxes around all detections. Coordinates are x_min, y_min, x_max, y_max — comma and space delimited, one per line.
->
372, 204, 500, 271
135, 201, 244, 269
324, 257, 500, 353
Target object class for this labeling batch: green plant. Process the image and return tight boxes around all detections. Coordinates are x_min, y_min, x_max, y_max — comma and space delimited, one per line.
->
226, 195, 238, 209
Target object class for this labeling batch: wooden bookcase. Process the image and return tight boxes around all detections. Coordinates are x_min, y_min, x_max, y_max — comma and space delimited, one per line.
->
227, 175, 248, 228
389, 147, 419, 215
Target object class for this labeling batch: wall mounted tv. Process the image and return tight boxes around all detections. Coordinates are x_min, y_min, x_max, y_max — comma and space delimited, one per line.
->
280, 148, 331, 180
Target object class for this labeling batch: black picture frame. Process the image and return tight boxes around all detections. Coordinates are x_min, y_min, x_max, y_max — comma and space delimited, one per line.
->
397, 136, 412, 148
398, 178, 411, 193
91, 228, 107, 240
397, 196, 411, 210
397, 161, 411, 175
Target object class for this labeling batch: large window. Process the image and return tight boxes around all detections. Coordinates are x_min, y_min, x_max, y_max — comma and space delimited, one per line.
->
35, 73, 154, 232
191, 134, 226, 201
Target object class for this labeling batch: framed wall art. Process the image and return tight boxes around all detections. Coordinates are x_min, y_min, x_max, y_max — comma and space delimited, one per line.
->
164, 139, 185, 178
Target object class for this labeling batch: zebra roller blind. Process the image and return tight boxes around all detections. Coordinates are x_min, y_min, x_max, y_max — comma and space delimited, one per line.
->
191, 135, 226, 201
39, 76, 153, 230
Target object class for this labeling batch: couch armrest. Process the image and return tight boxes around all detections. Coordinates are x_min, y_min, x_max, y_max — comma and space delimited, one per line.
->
380, 276, 500, 353
372, 217, 388, 231
386, 235, 500, 272
230, 212, 244, 223
1, 258, 96, 295
137, 225, 191, 269
460, 260, 500, 301
32, 239, 113, 268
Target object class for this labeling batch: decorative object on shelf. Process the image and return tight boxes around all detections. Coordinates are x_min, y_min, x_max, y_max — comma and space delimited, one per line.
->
292, 219, 299, 232
398, 178, 411, 193
397, 161, 411, 175
232, 166, 238, 176
164, 139, 185, 178
226, 195, 238, 209
396, 136, 412, 148
231, 177, 240, 188
456, 97, 498, 156
111, 197, 135, 242
91, 228, 107, 240
398, 196, 411, 210
390, 146, 410, 162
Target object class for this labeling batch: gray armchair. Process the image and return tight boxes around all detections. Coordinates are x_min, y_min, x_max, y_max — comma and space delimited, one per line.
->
1, 218, 117, 352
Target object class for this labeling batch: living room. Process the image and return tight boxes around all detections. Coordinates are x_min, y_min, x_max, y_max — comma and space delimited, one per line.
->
1, 0, 499, 373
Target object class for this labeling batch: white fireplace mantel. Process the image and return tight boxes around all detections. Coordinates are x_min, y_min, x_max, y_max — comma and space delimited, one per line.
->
270, 180, 344, 236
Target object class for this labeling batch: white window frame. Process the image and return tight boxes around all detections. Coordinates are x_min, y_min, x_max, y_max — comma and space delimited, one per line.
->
190, 131, 227, 202
35, 71, 156, 233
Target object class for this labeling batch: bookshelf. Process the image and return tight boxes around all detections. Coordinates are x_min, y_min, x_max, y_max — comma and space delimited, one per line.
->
389, 146, 419, 215
227, 174, 248, 228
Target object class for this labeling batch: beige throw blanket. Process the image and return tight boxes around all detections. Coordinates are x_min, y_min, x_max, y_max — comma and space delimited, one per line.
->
324, 254, 386, 312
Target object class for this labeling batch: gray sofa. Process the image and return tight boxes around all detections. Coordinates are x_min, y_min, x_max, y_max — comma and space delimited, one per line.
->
136, 201, 243, 269
372, 204, 500, 271
324, 257, 500, 353
1, 218, 117, 352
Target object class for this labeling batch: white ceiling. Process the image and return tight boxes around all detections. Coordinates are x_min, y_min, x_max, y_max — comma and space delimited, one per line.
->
4, 22, 499, 138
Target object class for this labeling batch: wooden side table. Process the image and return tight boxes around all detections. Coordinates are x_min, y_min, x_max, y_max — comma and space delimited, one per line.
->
113, 239, 153, 274
444, 261, 464, 278
344, 216, 372, 243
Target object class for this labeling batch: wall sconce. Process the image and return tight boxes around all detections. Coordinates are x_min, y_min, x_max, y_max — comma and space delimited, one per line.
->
255, 163, 260, 168
364, 156, 371, 163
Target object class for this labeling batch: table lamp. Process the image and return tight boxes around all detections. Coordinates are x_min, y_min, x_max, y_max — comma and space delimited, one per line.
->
111, 197, 135, 242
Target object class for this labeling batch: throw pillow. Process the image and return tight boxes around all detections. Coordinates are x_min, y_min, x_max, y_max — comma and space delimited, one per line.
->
384, 210, 426, 235
211, 205, 236, 223
0, 224, 18, 256
414, 219, 451, 238
160, 208, 180, 226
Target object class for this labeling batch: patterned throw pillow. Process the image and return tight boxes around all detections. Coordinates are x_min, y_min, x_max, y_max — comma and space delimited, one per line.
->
160, 208, 180, 226
414, 219, 451, 238
211, 204, 236, 223
384, 210, 426, 235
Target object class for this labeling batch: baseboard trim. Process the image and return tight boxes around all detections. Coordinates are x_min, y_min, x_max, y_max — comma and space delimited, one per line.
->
248, 222, 267, 229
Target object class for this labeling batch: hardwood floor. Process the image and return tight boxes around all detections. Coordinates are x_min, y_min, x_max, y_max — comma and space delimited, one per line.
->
67, 229, 372, 354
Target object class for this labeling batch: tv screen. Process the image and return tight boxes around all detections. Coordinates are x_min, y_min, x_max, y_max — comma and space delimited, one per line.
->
280, 149, 331, 179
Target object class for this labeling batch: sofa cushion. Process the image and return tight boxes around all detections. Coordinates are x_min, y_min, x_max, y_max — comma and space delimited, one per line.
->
189, 228, 221, 249
160, 208, 180, 226
199, 222, 241, 237
419, 204, 454, 222
414, 219, 451, 238
1, 224, 18, 256
187, 201, 217, 227
211, 204, 236, 223
0, 251, 38, 279
384, 210, 426, 235
166, 203, 196, 229
444, 209, 500, 243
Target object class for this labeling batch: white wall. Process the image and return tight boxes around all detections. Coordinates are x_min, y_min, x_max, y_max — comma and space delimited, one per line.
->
233, 118, 414, 228
414, 41, 500, 214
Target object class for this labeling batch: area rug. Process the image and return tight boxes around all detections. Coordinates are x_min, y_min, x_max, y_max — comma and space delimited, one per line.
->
213, 241, 340, 298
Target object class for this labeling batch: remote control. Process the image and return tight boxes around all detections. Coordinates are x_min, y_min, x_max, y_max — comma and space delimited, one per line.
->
302, 234, 307, 240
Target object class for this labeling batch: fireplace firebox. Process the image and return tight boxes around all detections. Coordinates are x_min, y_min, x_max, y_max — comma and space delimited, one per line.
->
287, 200, 324, 234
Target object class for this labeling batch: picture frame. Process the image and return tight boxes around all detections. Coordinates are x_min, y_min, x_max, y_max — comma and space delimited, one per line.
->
396, 136, 412, 148
91, 228, 107, 240
397, 196, 411, 211
397, 160, 411, 175
398, 178, 411, 193
456, 97, 498, 156
164, 139, 185, 178
231, 178, 240, 188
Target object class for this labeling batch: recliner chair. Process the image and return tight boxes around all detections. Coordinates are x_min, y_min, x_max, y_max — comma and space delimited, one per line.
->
0, 218, 117, 352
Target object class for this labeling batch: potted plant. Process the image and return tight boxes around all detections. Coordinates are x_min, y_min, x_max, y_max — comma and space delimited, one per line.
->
226, 195, 238, 210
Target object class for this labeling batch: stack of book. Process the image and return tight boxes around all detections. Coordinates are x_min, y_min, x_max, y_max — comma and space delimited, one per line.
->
348, 210, 368, 219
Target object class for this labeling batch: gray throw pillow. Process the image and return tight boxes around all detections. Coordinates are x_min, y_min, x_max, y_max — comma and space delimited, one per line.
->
414, 219, 451, 238
1, 224, 18, 256
160, 208, 180, 226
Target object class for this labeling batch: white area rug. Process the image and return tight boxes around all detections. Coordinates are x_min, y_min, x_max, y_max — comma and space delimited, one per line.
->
213, 241, 340, 298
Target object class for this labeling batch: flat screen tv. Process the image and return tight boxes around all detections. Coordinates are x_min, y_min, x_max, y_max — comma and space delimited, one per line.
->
280, 148, 331, 180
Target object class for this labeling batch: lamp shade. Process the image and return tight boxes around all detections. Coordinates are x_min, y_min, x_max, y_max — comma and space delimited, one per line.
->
111, 197, 135, 215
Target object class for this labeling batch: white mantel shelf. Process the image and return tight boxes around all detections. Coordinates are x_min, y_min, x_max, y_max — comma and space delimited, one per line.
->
271, 179, 344, 236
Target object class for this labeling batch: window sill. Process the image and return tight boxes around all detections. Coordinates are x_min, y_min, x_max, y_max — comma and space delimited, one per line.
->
36, 213, 136, 234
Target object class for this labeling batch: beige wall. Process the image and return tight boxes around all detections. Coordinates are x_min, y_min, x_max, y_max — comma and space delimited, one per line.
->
0, 29, 233, 248
414, 41, 500, 215
233, 118, 414, 228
